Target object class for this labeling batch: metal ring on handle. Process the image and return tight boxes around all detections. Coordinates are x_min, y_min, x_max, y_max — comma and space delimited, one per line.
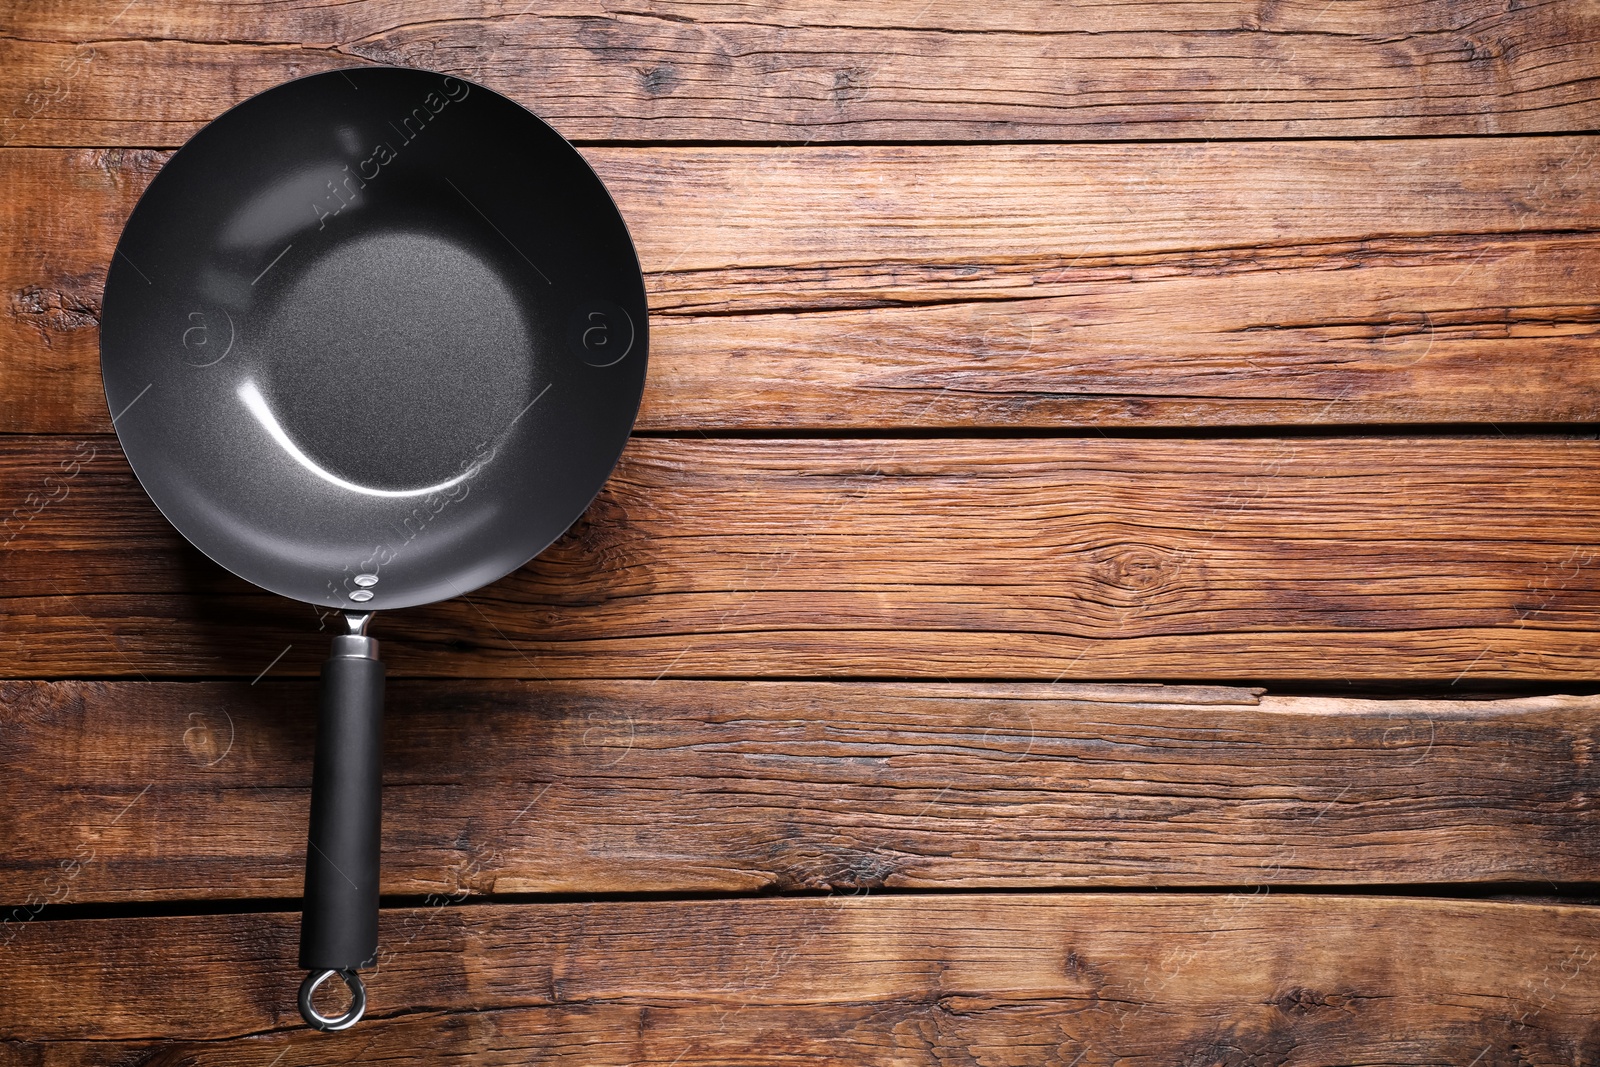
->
298, 968, 366, 1031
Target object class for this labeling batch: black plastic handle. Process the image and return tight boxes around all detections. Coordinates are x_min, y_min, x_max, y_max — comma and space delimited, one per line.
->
298, 622, 384, 1030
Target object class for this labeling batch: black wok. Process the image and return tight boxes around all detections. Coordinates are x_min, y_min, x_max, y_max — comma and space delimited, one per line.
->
100, 66, 647, 1030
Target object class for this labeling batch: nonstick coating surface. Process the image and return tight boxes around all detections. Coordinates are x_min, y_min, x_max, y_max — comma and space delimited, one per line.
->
101, 68, 647, 611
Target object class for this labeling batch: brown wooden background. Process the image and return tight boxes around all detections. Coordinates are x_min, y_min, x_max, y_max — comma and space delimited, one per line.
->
4, 1, 1600, 1062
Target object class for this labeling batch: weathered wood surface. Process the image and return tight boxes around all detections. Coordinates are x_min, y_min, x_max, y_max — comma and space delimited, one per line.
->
5, 1, 1600, 146
4, 896, 1598, 1059
3, 680, 1597, 904
7, 139, 1600, 434
4, 433, 1600, 681
3, 3, 1599, 1056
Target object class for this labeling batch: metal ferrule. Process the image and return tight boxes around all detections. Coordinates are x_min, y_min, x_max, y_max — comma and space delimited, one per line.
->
330, 612, 378, 660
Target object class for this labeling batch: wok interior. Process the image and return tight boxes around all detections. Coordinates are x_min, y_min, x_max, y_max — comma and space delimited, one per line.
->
254, 222, 536, 492
100, 68, 647, 611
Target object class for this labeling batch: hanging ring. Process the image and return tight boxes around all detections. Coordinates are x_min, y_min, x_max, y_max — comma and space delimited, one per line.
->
298, 968, 366, 1031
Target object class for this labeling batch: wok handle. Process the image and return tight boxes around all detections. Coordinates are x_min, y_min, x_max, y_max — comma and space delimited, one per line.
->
297, 613, 384, 1031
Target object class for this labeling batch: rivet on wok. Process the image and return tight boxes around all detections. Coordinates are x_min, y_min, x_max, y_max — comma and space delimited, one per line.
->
354, 573, 379, 587
349, 589, 375, 602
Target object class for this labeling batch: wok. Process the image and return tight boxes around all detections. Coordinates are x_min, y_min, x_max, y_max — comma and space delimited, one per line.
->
100, 66, 648, 1029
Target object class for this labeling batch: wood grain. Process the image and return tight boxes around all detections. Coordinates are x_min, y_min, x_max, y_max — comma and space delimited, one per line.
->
3, 2, 1597, 1056
4, 895, 1598, 1059
4, 1, 1600, 146
2, 679, 1597, 904
6, 138, 1600, 434
4, 434, 1600, 682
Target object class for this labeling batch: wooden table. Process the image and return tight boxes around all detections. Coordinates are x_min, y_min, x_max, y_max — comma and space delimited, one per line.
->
4, 1, 1600, 1061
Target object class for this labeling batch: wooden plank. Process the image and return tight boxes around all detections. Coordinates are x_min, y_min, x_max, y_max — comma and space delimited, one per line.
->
3, 434, 1600, 682
4, 1, 1600, 146
5, 139, 1600, 435
2, 679, 1597, 904
4, 895, 1597, 1058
